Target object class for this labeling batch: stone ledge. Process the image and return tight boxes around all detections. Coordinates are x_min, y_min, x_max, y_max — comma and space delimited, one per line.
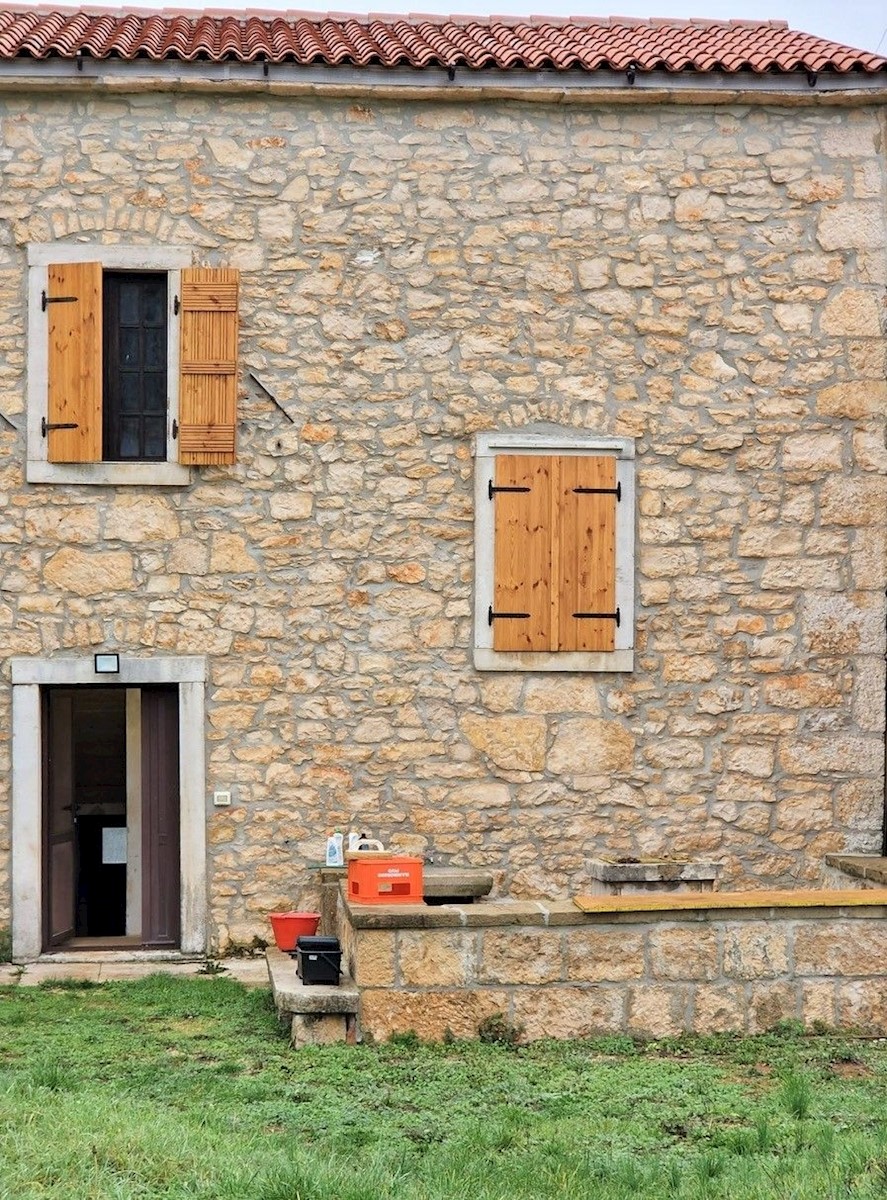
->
266, 947, 359, 1016
588, 859, 721, 884
574, 889, 886, 915
825, 856, 887, 888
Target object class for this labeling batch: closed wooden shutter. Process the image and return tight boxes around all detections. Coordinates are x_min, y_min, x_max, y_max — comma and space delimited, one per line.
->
491, 455, 552, 651
491, 453, 618, 654
558, 455, 617, 652
46, 262, 102, 463
178, 267, 239, 465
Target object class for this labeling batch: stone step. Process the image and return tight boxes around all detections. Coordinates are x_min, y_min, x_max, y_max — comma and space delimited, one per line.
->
265, 946, 360, 1046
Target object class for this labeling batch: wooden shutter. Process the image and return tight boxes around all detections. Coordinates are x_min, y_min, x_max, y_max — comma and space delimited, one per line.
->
558, 455, 617, 652
178, 267, 239, 465
491, 455, 552, 651
46, 262, 102, 463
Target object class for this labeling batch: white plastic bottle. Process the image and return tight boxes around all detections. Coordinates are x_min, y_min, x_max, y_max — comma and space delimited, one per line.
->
325, 831, 344, 867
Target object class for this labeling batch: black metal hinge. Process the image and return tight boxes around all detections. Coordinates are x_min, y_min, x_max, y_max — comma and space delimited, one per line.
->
41, 292, 77, 312
573, 608, 621, 626
172, 419, 179, 440
41, 417, 78, 437
488, 606, 530, 625
174, 295, 180, 316
489, 482, 530, 499
573, 482, 621, 500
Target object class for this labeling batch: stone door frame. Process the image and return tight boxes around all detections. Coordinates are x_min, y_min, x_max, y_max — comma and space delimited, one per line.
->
10, 655, 207, 961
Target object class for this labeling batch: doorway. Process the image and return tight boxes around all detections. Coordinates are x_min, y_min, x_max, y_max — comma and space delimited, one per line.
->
43, 685, 180, 950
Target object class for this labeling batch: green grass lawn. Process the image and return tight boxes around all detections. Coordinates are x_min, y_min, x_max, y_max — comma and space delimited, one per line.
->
2, 975, 887, 1199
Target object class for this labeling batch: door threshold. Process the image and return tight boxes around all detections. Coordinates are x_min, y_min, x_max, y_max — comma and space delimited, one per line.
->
39, 948, 203, 964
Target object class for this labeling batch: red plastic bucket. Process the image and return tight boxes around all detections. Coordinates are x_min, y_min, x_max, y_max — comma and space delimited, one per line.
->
269, 911, 321, 951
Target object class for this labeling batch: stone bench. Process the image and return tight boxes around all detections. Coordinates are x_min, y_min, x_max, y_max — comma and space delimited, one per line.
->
265, 946, 360, 1046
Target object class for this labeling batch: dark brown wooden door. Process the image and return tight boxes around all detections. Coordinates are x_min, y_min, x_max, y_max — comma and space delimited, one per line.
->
141, 687, 180, 947
45, 691, 76, 946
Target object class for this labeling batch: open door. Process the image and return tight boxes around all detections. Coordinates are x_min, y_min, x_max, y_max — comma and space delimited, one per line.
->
141, 686, 181, 947
45, 691, 76, 946
42, 685, 181, 950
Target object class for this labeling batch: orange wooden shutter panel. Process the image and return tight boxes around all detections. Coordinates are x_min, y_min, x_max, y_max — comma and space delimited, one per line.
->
492, 455, 552, 652
46, 262, 102, 463
179, 267, 239, 465
558, 455, 617, 652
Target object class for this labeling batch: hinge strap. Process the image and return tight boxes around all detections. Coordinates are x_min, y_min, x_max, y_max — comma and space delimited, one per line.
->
573, 608, 621, 626
573, 482, 621, 500
41, 292, 77, 312
488, 606, 530, 625
488, 482, 531, 499
42, 417, 78, 437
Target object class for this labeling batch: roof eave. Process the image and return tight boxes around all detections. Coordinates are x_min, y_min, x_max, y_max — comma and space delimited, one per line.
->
1, 56, 886, 102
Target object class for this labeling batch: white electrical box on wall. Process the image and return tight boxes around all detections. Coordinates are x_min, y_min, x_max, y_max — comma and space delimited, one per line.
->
213, 791, 232, 807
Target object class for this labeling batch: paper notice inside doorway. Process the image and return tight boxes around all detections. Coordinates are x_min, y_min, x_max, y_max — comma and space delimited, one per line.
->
102, 826, 127, 865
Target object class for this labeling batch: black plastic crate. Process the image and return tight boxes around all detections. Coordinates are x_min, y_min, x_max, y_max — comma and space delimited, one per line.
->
293, 935, 342, 986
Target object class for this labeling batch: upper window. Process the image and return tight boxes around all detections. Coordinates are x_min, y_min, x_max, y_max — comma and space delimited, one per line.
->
27, 245, 239, 485
473, 431, 635, 672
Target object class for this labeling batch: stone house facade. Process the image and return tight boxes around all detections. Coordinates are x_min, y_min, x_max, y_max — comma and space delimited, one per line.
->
0, 11, 885, 959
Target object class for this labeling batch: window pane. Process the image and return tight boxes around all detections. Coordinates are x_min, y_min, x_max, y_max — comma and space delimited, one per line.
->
144, 327, 165, 369
143, 283, 166, 326
144, 417, 166, 459
118, 418, 141, 459
119, 373, 141, 413
103, 272, 169, 463
118, 282, 141, 326
143, 373, 166, 413
120, 328, 139, 366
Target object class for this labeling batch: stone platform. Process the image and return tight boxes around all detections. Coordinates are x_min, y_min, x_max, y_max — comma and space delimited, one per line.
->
265, 945, 359, 1046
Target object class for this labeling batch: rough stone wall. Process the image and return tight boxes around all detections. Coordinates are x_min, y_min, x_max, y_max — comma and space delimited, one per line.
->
340, 901, 887, 1041
0, 89, 885, 949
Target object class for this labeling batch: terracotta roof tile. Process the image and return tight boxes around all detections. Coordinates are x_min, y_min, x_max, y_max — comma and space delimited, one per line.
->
0, 7, 883, 74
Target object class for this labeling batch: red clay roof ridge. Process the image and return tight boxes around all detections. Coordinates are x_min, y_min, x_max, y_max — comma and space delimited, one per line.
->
0, 5, 796, 24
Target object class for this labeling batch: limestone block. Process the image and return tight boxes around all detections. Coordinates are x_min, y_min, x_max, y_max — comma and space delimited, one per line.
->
649, 925, 720, 981
577, 258, 610, 289
780, 737, 881, 777
512, 986, 624, 1040
800, 980, 837, 1029
736, 527, 803, 557
793, 921, 887, 976
351, 931, 396, 986
782, 434, 843, 473
547, 719, 634, 774
522, 678, 602, 716
209, 534, 257, 573
747, 983, 798, 1033
358, 988, 510, 1042
763, 674, 843, 710
675, 189, 725, 222
724, 744, 774, 779
723, 924, 789, 979
398, 930, 475, 986
820, 475, 887, 526
564, 929, 646, 982
692, 985, 746, 1033
817, 380, 887, 419
626, 984, 690, 1037
817, 204, 885, 251
43, 548, 133, 597
24, 506, 99, 544
479, 930, 563, 985
291, 1013, 348, 1046
104, 497, 179, 542
269, 493, 313, 520
459, 715, 546, 772
820, 289, 883, 337
835, 980, 887, 1035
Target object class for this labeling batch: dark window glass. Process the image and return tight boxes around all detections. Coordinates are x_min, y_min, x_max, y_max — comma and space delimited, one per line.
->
103, 272, 168, 462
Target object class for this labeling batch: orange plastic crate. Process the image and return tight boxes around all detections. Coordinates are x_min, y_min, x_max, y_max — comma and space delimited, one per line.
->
347, 855, 424, 905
